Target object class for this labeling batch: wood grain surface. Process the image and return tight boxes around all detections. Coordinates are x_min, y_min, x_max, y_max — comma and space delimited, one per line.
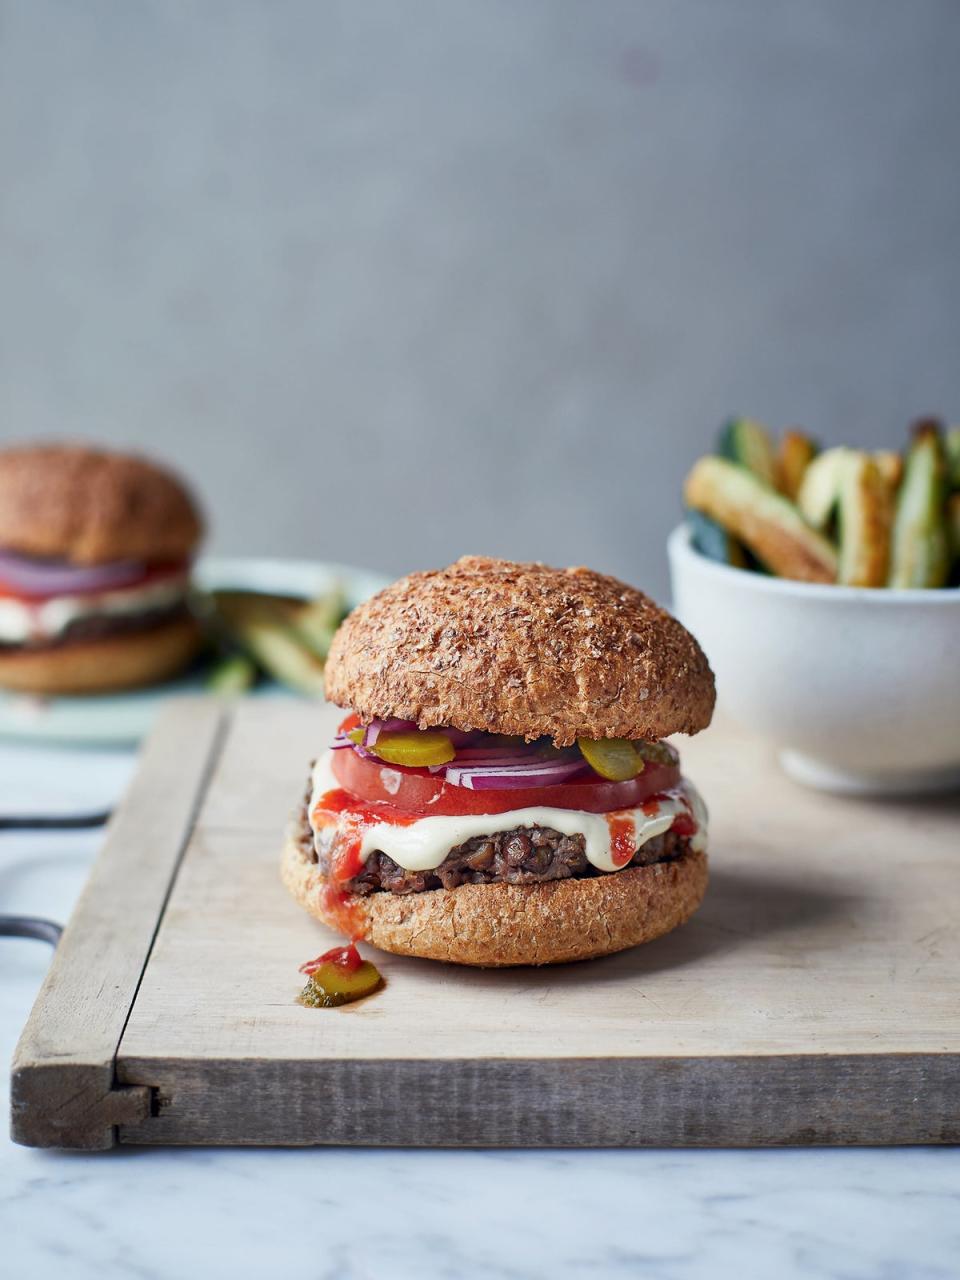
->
10, 699, 225, 1148
12, 698, 960, 1148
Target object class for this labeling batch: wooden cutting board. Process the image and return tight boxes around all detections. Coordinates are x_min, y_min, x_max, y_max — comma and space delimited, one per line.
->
11, 698, 960, 1149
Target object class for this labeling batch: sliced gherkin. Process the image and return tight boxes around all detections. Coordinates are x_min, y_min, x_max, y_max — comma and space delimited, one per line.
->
634, 740, 679, 766
577, 738, 644, 781
888, 422, 950, 588
298, 961, 383, 1008
372, 730, 456, 767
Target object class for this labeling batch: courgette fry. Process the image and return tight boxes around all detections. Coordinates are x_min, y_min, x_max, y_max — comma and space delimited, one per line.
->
718, 418, 778, 487
836, 453, 893, 587
796, 446, 851, 531
777, 430, 818, 500
887, 421, 950, 588
873, 450, 904, 492
947, 492, 960, 585
686, 508, 748, 568
295, 586, 347, 659
684, 456, 837, 583
206, 653, 258, 695
210, 590, 328, 693
946, 428, 960, 491
233, 621, 328, 694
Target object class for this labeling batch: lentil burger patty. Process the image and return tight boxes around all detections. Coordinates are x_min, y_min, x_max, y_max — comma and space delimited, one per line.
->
296, 797, 691, 896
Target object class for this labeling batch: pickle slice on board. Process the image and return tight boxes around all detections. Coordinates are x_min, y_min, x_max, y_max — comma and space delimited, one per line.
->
718, 418, 778, 487
888, 422, 950, 588
298, 961, 383, 1008
684, 456, 837, 583
836, 453, 893, 587
777, 430, 818, 501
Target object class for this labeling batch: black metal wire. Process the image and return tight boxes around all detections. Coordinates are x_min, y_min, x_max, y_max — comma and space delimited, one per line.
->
0, 809, 112, 831
0, 813, 108, 951
0, 915, 63, 946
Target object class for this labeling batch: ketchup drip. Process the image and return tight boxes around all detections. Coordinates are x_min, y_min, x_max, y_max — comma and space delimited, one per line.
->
300, 943, 363, 975
310, 786, 419, 942
605, 812, 639, 868
610, 793, 699, 865
642, 792, 697, 834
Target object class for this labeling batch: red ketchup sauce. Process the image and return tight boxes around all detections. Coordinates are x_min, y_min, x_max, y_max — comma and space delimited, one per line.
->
299, 943, 363, 975
605, 812, 639, 868
309, 786, 419, 941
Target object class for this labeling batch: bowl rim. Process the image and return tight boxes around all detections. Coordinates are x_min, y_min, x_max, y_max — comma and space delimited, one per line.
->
668, 523, 960, 606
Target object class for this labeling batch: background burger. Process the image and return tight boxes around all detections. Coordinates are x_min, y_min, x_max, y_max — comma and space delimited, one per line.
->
283, 555, 715, 967
0, 443, 203, 694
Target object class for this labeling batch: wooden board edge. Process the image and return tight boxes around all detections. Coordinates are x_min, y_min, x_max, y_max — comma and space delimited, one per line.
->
115, 1052, 960, 1148
9, 698, 229, 1149
10, 1064, 152, 1152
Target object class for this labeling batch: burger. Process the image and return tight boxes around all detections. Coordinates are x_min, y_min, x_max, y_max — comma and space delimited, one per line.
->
0, 443, 203, 695
283, 555, 715, 967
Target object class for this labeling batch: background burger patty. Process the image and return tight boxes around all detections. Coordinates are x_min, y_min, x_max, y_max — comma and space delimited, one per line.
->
298, 801, 690, 895
0, 600, 190, 652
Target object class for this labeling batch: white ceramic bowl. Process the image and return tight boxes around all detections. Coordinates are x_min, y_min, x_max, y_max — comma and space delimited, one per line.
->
667, 523, 960, 794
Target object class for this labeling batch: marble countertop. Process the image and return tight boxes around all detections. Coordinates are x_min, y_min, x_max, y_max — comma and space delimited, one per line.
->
2, 741, 957, 1279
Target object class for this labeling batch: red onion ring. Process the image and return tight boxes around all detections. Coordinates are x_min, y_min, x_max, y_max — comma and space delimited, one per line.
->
0, 549, 147, 598
363, 717, 418, 747
445, 759, 588, 790
327, 728, 592, 790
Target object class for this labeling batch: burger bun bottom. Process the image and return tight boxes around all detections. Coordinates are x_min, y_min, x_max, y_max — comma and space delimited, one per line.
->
0, 613, 201, 695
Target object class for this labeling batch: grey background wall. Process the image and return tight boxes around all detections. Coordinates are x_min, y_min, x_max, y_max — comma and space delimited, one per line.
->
2, 0, 959, 601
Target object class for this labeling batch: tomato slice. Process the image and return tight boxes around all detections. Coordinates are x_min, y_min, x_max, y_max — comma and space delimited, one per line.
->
329, 741, 681, 816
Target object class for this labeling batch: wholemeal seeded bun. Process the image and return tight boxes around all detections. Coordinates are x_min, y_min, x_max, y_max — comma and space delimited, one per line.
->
281, 827, 707, 967
0, 443, 203, 565
0, 613, 201, 695
325, 555, 715, 746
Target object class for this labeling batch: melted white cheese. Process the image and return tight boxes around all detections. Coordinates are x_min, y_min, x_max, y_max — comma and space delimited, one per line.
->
309, 751, 707, 875
0, 575, 189, 643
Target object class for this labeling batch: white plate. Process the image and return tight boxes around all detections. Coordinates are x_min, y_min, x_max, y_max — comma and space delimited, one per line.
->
0, 557, 390, 747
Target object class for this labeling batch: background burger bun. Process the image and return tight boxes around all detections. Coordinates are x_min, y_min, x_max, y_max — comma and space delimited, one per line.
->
325, 555, 715, 746
0, 614, 201, 695
282, 829, 708, 967
0, 443, 203, 565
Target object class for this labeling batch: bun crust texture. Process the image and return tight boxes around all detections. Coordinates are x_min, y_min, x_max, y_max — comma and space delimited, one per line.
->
0, 443, 203, 565
325, 556, 715, 746
281, 828, 708, 967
